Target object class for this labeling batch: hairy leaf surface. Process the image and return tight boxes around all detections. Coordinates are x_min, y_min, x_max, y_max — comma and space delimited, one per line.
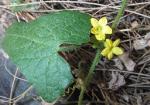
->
3, 11, 91, 101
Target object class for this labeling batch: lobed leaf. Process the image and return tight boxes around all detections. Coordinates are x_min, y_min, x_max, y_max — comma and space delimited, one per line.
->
3, 11, 91, 102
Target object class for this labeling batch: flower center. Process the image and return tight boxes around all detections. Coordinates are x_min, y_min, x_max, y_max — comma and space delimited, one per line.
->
97, 26, 102, 32
108, 45, 113, 52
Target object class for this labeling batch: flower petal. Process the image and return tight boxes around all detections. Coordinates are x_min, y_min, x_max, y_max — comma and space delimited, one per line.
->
112, 47, 123, 55
104, 39, 113, 48
101, 48, 110, 56
91, 18, 99, 27
95, 32, 105, 41
102, 25, 112, 34
91, 27, 98, 34
107, 51, 113, 60
98, 17, 107, 26
113, 39, 120, 47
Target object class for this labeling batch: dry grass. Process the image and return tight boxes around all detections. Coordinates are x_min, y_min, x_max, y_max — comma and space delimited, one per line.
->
0, 0, 150, 105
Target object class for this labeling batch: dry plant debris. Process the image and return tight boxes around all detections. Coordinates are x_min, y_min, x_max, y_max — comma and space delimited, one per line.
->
0, 0, 150, 105
119, 52, 136, 71
108, 71, 126, 90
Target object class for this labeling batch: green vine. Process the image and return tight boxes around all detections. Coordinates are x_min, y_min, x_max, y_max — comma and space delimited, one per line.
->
111, 0, 127, 32
78, 48, 102, 105
78, 0, 127, 105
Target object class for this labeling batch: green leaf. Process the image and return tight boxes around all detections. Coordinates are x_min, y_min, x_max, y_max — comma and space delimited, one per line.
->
2, 11, 91, 102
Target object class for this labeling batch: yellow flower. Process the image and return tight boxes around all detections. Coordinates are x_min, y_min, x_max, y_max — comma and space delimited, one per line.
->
91, 17, 112, 41
101, 39, 123, 60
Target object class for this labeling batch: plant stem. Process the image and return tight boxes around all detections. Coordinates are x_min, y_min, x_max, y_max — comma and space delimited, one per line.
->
78, 86, 85, 105
111, 0, 127, 32
78, 0, 127, 105
78, 48, 101, 105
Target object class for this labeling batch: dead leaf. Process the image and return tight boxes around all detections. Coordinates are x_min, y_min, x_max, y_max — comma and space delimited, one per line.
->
119, 52, 136, 71
113, 58, 124, 70
108, 71, 126, 90
123, 95, 129, 102
131, 21, 139, 29
133, 39, 148, 50
133, 32, 150, 50
144, 32, 150, 40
